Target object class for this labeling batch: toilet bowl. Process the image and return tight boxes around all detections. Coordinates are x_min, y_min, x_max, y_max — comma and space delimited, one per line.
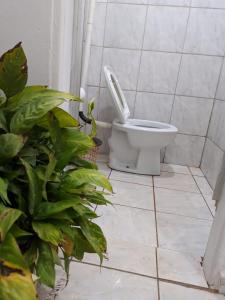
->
104, 66, 178, 175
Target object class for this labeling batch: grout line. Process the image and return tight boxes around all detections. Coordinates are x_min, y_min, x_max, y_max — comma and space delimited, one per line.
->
155, 248, 161, 300
152, 176, 159, 247
102, 1, 225, 11
109, 195, 213, 221
109, 178, 153, 187
90, 44, 224, 59
73, 260, 220, 294
88, 83, 221, 103
192, 173, 214, 218
132, 4, 149, 118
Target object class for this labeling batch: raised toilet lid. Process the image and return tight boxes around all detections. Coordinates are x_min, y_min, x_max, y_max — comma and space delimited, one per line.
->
104, 66, 130, 124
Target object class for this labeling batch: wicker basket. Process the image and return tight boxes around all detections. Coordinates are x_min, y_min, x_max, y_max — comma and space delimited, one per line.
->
83, 137, 102, 163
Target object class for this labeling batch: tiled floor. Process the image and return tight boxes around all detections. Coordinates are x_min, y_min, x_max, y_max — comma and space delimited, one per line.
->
56, 158, 224, 300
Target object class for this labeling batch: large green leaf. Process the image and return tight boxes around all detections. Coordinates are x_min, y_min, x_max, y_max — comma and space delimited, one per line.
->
0, 233, 27, 270
62, 169, 112, 192
38, 107, 79, 129
54, 128, 94, 169
6, 85, 47, 111
32, 222, 62, 246
0, 178, 10, 204
36, 241, 55, 288
20, 159, 42, 214
80, 219, 107, 263
0, 206, 22, 241
10, 97, 64, 134
36, 197, 81, 219
72, 227, 95, 260
0, 133, 24, 161
0, 234, 37, 300
0, 42, 27, 98
0, 110, 7, 131
7, 86, 80, 112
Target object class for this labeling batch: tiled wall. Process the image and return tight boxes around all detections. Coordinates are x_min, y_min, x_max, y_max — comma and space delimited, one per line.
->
201, 67, 225, 189
87, 0, 225, 168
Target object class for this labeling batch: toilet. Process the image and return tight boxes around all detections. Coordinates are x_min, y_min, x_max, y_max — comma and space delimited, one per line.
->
104, 66, 178, 175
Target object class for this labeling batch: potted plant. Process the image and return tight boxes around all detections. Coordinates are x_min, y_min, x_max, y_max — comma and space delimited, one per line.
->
0, 43, 112, 300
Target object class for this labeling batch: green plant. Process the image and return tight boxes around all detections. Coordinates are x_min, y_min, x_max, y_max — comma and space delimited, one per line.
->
0, 43, 112, 300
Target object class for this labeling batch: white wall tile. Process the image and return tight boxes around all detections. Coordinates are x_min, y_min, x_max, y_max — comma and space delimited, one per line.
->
97, 88, 136, 122
176, 54, 222, 98
149, 0, 190, 6
87, 46, 103, 86
104, 4, 147, 49
138, 51, 181, 93
134, 92, 174, 122
216, 59, 225, 101
143, 6, 189, 52
208, 100, 225, 151
165, 134, 205, 166
101, 48, 141, 90
92, 3, 107, 46
192, 0, 225, 9
201, 139, 224, 189
184, 8, 225, 56
171, 96, 213, 136
110, 0, 150, 4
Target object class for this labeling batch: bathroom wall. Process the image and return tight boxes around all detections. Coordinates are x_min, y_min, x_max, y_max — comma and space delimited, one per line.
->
87, 0, 225, 167
0, 0, 74, 94
201, 62, 225, 189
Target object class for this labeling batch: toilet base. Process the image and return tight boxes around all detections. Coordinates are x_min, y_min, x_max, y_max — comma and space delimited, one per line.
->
109, 147, 161, 176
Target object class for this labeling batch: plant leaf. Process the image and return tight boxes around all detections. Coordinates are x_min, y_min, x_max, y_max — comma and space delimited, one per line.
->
36, 197, 81, 219
6, 85, 47, 111
0, 233, 27, 270
38, 107, 79, 129
32, 222, 62, 246
36, 241, 55, 288
0, 178, 10, 205
0, 234, 37, 300
20, 159, 42, 214
0, 133, 24, 162
54, 128, 94, 169
0, 205, 22, 241
0, 110, 7, 131
72, 227, 95, 260
80, 219, 107, 263
10, 97, 64, 134
0, 42, 27, 98
62, 169, 112, 192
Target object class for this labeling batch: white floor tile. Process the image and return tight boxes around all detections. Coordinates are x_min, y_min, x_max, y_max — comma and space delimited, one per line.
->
110, 180, 154, 210
155, 188, 212, 220
190, 167, 204, 177
96, 205, 157, 248
154, 172, 200, 193
157, 248, 207, 287
97, 162, 111, 177
194, 176, 213, 196
157, 212, 212, 256
56, 263, 159, 300
161, 163, 191, 175
160, 281, 225, 300
204, 194, 216, 216
84, 241, 157, 277
110, 170, 152, 186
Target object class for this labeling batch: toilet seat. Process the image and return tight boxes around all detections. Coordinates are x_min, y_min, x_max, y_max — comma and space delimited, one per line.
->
104, 66, 130, 124
113, 119, 177, 133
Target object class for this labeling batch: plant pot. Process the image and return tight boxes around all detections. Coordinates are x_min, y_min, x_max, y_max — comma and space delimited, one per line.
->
36, 268, 67, 300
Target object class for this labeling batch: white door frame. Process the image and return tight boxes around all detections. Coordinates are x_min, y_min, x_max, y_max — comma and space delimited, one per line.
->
203, 182, 225, 294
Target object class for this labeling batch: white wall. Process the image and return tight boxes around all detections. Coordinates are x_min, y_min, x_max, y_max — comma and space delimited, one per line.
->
0, 0, 74, 94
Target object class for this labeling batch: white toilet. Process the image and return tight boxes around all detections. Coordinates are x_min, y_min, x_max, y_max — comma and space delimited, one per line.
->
104, 66, 178, 175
